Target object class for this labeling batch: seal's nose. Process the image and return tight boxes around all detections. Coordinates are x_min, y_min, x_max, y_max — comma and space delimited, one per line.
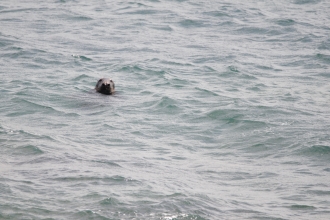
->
105, 84, 111, 91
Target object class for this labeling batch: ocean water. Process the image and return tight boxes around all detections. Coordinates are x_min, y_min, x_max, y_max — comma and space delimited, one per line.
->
0, 0, 330, 219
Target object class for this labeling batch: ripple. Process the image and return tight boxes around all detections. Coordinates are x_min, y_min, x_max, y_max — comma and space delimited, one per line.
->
125, 9, 159, 15
152, 96, 181, 114
204, 11, 229, 18
92, 159, 122, 168
289, 204, 316, 210
302, 145, 330, 157
53, 175, 139, 185
316, 53, 330, 63
6, 98, 59, 117
99, 197, 119, 206
71, 54, 92, 61
151, 25, 173, 31
179, 19, 204, 28
293, 0, 321, 4
275, 18, 295, 26
73, 73, 94, 81
72, 210, 110, 220
13, 145, 44, 155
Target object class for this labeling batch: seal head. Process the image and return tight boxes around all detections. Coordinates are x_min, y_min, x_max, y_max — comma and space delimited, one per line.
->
95, 78, 115, 95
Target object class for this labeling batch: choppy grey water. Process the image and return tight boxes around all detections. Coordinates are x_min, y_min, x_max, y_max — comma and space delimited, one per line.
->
1, 0, 330, 219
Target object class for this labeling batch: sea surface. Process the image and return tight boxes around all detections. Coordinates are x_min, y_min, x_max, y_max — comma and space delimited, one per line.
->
0, 0, 330, 219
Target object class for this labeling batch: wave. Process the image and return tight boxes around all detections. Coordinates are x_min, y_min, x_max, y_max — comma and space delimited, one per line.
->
301, 145, 330, 157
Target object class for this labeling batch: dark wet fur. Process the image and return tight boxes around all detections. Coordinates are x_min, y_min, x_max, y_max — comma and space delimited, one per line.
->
95, 78, 115, 95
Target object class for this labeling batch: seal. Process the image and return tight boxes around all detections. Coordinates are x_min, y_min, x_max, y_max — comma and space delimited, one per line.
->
95, 78, 115, 95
